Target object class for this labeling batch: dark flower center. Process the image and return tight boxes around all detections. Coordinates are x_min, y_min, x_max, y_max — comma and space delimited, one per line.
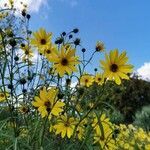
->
22, 107, 27, 112
0, 93, 4, 97
46, 49, 51, 54
44, 101, 51, 112
25, 50, 29, 55
22, 107, 29, 113
110, 64, 118, 72
96, 45, 103, 51
85, 79, 89, 83
98, 78, 101, 81
100, 136, 105, 141
61, 58, 68, 66
76, 130, 80, 134
41, 39, 46, 45
64, 121, 70, 127
44, 101, 51, 108
46, 107, 51, 112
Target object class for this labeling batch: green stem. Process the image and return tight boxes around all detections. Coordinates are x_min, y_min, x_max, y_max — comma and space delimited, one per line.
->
40, 116, 48, 147
14, 138, 18, 150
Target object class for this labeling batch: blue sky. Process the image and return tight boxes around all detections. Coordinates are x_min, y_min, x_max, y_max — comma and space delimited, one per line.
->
29, 0, 150, 72
1, 0, 149, 78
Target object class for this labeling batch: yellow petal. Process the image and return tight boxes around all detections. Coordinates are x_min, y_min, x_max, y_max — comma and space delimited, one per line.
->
61, 129, 67, 138
67, 127, 73, 138
114, 74, 121, 85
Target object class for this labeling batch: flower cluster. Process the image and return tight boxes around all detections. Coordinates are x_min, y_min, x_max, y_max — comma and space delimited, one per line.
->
115, 124, 150, 150
0, 1, 144, 150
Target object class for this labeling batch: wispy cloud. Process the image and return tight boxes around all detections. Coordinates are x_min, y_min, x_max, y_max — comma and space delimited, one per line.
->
28, 0, 48, 12
137, 62, 150, 81
0, 0, 48, 13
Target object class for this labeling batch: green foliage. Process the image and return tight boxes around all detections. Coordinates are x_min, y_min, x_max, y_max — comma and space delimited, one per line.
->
0, 106, 11, 121
85, 75, 150, 124
108, 110, 124, 125
110, 75, 150, 123
134, 105, 150, 132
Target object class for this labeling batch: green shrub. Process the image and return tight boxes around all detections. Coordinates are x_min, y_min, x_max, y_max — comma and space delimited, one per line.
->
134, 105, 150, 131
108, 110, 124, 124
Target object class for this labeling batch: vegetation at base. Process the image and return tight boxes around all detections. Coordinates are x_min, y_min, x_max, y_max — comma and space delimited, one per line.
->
134, 105, 150, 132
84, 74, 150, 124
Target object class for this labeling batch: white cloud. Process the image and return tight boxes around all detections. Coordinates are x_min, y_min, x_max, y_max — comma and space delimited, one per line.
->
0, 0, 48, 13
137, 62, 150, 81
71, 81, 78, 88
28, 0, 48, 12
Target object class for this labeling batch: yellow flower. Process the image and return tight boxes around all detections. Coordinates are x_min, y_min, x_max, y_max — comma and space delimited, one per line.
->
115, 124, 150, 149
21, 44, 33, 60
76, 126, 85, 140
96, 41, 105, 52
0, 12, 8, 20
19, 104, 29, 114
94, 134, 116, 150
53, 114, 76, 138
75, 104, 83, 113
80, 74, 94, 87
32, 87, 65, 118
76, 119, 87, 140
124, 143, 130, 149
0, 92, 9, 102
31, 28, 52, 50
88, 102, 94, 108
134, 128, 147, 141
145, 144, 150, 150
49, 46, 79, 77
44, 44, 57, 60
9, 0, 14, 7
5, 28, 13, 36
20, 128, 28, 138
94, 73, 104, 85
100, 49, 133, 85
92, 114, 116, 149
92, 113, 112, 135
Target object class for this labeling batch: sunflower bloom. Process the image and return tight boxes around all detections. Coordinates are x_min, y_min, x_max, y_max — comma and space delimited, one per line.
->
96, 41, 105, 52
31, 28, 52, 50
49, 46, 79, 77
0, 12, 8, 20
94, 132, 116, 150
32, 87, 65, 118
80, 74, 94, 87
92, 114, 112, 135
94, 73, 104, 85
100, 49, 133, 85
0, 92, 9, 102
92, 114, 116, 149
53, 114, 76, 138
19, 104, 29, 114
21, 44, 33, 60
76, 119, 87, 140
44, 44, 57, 61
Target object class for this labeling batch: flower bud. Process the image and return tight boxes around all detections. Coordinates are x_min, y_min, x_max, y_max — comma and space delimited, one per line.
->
73, 28, 79, 33
74, 38, 80, 46
81, 48, 86, 53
